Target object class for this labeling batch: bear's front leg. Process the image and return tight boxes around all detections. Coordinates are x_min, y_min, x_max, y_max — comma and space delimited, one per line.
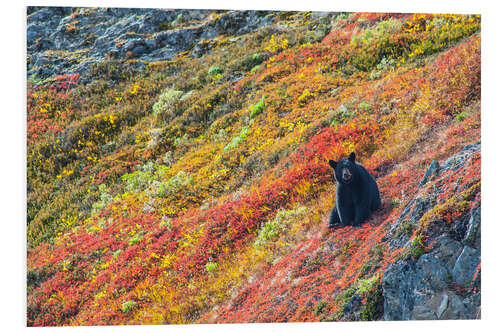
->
328, 205, 341, 228
337, 203, 354, 227
337, 187, 354, 226
353, 205, 370, 226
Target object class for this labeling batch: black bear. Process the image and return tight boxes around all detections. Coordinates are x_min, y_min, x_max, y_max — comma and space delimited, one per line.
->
328, 152, 381, 228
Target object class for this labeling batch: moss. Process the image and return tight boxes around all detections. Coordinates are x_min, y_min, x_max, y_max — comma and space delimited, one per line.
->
314, 300, 328, 316
410, 235, 426, 260
393, 219, 415, 238
360, 283, 384, 321
326, 285, 357, 321
395, 233, 427, 262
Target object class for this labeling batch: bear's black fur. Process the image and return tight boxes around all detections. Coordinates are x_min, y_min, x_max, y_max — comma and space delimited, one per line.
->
328, 152, 381, 228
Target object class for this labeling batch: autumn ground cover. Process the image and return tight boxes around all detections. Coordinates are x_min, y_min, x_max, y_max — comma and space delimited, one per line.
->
27, 11, 480, 326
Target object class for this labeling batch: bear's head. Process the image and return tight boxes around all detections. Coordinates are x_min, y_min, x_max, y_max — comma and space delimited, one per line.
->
329, 152, 356, 185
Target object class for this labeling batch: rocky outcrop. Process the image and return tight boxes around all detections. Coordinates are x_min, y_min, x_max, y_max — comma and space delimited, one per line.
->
382, 143, 481, 320
27, 7, 273, 81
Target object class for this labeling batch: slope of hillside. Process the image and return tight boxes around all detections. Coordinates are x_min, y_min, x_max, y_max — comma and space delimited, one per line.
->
27, 8, 480, 326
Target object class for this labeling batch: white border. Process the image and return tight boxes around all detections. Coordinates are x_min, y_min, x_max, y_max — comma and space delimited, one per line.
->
4, 0, 499, 332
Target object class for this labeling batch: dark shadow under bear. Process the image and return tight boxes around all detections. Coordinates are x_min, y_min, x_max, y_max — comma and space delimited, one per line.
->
328, 152, 381, 228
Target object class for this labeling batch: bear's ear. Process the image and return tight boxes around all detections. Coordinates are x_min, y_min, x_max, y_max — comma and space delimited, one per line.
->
328, 160, 337, 169
348, 152, 356, 162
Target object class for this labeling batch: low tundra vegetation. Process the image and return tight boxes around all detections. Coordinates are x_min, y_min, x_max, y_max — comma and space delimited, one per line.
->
27, 11, 480, 326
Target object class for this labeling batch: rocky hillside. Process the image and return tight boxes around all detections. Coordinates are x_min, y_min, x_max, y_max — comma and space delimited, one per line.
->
27, 8, 480, 326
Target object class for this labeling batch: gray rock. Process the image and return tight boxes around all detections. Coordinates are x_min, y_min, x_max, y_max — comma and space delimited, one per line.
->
383, 253, 451, 320
431, 236, 463, 268
410, 197, 431, 222
382, 144, 481, 321
464, 207, 481, 249
410, 290, 476, 320
439, 292, 469, 319
462, 143, 481, 153
414, 254, 450, 290
27, 23, 43, 44
436, 292, 449, 318
28, 7, 53, 22
342, 294, 362, 321
418, 160, 439, 187
383, 224, 481, 320
412, 305, 438, 320
452, 246, 480, 287
383, 260, 418, 320
397, 199, 414, 222
310, 11, 334, 20
439, 143, 480, 174
27, 7, 275, 81
387, 197, 433, 250
383, 249, 480, 321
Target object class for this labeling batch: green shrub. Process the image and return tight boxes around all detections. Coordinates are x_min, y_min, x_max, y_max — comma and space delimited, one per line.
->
336, 12, 350, 20
314, 300, 328, 315
349, 33, 416, 71
250, 65, 261, 73
121, 162, 192, 198
172, 13, 183, 26
121, 300, 137, 313
249, 96, 265, 119
358, 102, 372, 111
91, 184, 114, 214
410, 234, 426, 259
356, 274, 380, 294
254, 205, 308, 248
376, 57, 397, 70
351, 19, 402, 46
152, 89, 184, 120
128, 231, 144, 245
159, 217, 172, 230
329, 104, 355, 126
156, 171, 194, 197
205, 261, 217, 273
224, 126, 249, 151
332, 274, 383, 321
162, 151, 174, 165
121, 161, 159, 192
229, 52, 264, 73
455, 111, 467, 122
416, 15, 480, 59
360, 280, 383, 321
390, 197, 401, 208
208, 65, 222, 76
112, 249, 122, 258
394, 219, 415, 237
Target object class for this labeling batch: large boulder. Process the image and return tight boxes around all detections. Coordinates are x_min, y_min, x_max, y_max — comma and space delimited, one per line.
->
382, 144, 481, 321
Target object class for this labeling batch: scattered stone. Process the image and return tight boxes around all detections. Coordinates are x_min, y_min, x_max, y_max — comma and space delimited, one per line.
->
418, 160, 439, 187
464, 207, 481, 249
